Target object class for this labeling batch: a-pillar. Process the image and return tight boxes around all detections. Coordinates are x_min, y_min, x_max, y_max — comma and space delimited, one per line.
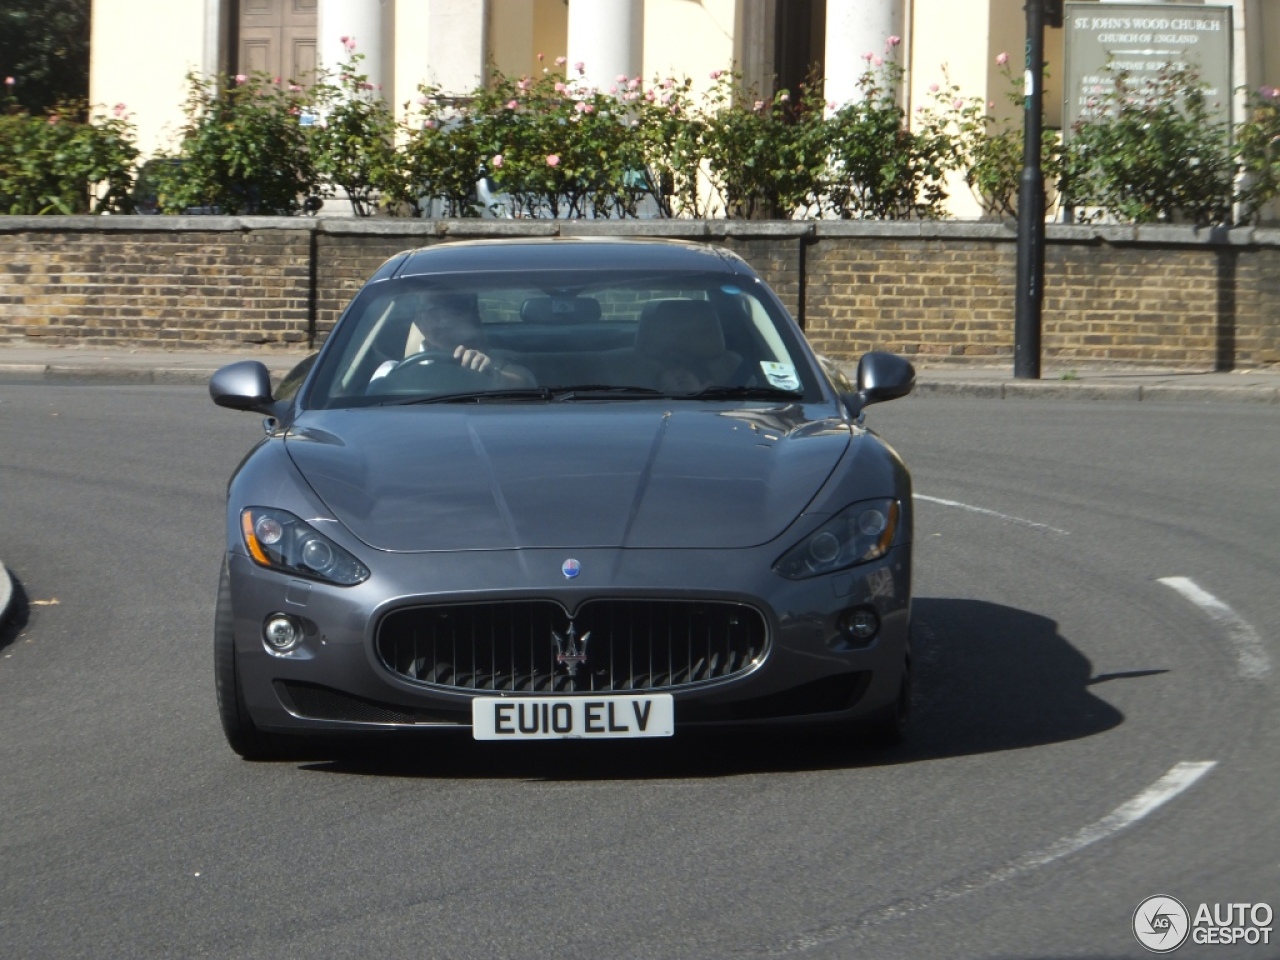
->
567, 0, 643, 88
318, 0, 384, 88
823, 0, 906, 107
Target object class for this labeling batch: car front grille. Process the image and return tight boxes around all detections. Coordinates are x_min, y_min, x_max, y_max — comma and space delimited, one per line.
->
376, 599, 767, 694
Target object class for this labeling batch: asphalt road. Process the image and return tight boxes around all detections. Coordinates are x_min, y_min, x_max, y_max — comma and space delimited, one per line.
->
1, 382, 1277, 960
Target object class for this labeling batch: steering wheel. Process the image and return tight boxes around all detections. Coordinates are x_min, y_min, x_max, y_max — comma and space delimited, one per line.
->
368, 349, 494, 396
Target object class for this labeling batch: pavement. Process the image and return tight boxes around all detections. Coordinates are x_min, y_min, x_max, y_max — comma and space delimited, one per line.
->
1, 343, 1278, 627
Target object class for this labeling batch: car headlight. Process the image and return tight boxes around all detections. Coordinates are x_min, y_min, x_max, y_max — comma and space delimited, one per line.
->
240, 507, 370, 586
773, 499, 901, 580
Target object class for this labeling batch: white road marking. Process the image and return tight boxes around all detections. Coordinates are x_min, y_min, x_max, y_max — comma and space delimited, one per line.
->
763, 761, 1216, 957
914, 494, 1070, 535
1158, 576, 1271, 681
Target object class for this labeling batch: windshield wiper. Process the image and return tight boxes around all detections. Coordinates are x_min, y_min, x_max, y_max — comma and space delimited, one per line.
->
688, 385, 803, 401
549, 385, 668, 401
389, 387, 554, 405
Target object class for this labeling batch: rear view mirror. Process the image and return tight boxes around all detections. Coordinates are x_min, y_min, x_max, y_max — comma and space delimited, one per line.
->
210, 361, 276, 413
845, 351, 915, 417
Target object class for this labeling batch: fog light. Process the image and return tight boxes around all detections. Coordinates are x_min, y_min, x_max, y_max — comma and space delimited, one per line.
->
841, 607, 880, 643
263, 614, 301, 653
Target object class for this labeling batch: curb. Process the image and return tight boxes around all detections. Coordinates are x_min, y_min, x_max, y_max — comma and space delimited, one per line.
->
0, 362, 298, 386
910, 380, 1280, 403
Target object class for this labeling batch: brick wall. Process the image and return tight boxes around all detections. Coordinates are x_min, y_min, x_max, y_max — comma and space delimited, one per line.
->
0, 220, 314, 349
1, 217, 1277, 367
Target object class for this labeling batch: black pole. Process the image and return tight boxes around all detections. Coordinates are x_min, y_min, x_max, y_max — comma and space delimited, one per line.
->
1014, 0, 1045, 379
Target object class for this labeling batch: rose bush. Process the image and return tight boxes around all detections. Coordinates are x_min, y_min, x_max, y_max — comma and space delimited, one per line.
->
153, 71, 316, 215
0, 99, 137, 215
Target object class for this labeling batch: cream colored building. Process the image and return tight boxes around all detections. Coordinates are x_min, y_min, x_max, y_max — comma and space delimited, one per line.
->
92, 0, 1280, 218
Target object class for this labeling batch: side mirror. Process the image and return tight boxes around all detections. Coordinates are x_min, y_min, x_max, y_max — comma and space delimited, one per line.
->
210, 361, 276, 414
844, 351, 915, 417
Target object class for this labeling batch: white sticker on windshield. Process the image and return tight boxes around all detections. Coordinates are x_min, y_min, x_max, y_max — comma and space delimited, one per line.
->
760, 362, 800, 391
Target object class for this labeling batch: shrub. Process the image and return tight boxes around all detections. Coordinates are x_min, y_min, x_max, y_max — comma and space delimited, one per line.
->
0, 101, 137, 214
1062, 63, 1235, 226
309, 44, 398, 216
824, 51, 957, 220
154, 71, 316, 215
393, 90, 487, 217
699, 70, 829, 220
1237, 85, 1280, 222
632, 75, 706, 218
470, 64, 651, 219
942, 56, 1063, 219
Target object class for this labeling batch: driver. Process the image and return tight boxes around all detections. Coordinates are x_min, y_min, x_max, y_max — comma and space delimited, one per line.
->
375, 293, 535, 387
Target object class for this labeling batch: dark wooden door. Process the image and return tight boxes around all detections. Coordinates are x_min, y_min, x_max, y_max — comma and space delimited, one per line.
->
238, 0, 318, 81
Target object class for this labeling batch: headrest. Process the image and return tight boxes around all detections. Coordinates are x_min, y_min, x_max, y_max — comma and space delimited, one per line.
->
419, 291, 477, 316
520, 297, 603, 324
636, 300, 725, 359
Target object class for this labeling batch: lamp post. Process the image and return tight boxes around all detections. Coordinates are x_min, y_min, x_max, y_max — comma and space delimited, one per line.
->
1014, 1, 1061, 379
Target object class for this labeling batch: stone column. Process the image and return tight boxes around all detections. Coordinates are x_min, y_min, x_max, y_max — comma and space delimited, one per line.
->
823, 0, 906, 107
567, 0, 643, 87
424, 0, 487, 94
319, 0, 383, 87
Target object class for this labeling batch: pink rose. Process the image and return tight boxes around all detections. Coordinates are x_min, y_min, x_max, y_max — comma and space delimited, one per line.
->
887, 35, 901, 47
555, 56, 567, 66
996, 52, 1009, 66
873, 56, 883, 67
754, 100, 764, 111
492, 154, 504, 169
575, 100, 587, 113
862, 52, 874, 62
546, 154, 560, 167
584, 103, 595, 114
953, 98, 964, 110
554, 81, 566, 93
234, 74, 247, 84
506, 99, 518, 110
3, 76, 13, 86
929, 83, 939, 93
537, 52, 544, 62
710, 70, 723, 80
575, 61, 585, 75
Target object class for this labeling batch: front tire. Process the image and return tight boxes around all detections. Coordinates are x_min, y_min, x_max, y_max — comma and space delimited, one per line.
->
863, 654, 912, 747
213, 561, 287, 761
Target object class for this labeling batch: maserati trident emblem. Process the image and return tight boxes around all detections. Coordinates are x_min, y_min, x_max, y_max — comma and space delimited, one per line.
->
552, 622, 591, 677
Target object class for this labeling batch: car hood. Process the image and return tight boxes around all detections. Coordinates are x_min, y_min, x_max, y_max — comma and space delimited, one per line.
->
283, 404, 851, 551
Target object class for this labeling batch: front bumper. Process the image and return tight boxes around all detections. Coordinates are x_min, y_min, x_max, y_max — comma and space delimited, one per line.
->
225, 541, 912, 737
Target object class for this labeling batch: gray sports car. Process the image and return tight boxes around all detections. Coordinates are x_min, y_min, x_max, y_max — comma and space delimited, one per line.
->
210, 238, 915, 759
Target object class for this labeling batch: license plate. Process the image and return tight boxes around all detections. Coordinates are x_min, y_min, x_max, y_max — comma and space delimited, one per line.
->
471, 694, 674, 741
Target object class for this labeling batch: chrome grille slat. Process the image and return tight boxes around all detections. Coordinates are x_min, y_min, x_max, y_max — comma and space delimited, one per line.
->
377, 599, 765, 694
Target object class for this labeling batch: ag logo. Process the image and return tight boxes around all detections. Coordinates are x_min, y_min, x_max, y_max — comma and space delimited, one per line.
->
1134, 895, 1190, 953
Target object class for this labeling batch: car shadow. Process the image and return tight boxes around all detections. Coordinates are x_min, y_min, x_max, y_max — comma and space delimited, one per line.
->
298, 597, 1130, 780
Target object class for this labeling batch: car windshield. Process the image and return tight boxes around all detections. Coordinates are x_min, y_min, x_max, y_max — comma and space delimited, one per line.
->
304, 269, 819, 409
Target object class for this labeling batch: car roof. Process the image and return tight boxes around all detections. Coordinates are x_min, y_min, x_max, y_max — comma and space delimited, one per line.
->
393, 237, 754, 279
